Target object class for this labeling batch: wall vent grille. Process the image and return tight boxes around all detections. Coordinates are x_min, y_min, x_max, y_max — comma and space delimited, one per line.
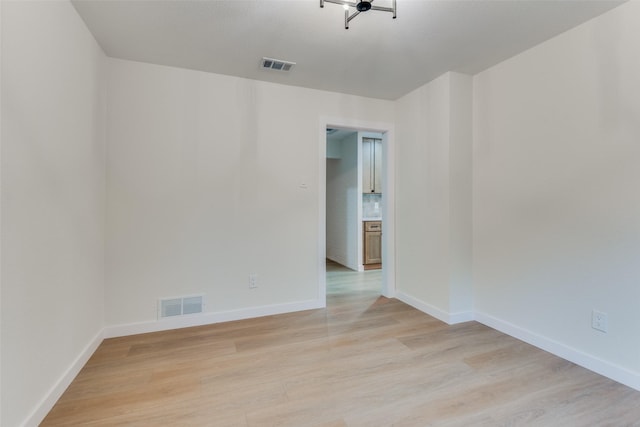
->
158, 295, 204, 319
261, 57, 296, 72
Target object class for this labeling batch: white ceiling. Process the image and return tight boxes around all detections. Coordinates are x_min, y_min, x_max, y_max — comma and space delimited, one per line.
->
71, 0, 624, 100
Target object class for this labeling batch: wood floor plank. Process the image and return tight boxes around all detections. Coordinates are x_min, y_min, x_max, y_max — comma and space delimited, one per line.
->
41, 260, 640, 426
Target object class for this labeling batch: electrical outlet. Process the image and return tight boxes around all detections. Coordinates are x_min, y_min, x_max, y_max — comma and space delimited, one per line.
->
592, 310, 608, 333
249, 274, 258, 289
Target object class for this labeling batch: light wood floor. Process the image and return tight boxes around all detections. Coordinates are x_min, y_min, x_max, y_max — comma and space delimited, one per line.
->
42, 261, 640, 426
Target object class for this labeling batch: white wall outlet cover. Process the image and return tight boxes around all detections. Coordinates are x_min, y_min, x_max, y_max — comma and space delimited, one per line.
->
249, 274, 258, 288
592, 310, 608, 333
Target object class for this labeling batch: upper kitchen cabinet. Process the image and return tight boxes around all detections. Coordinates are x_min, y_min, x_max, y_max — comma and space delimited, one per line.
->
362, 138, 382, 194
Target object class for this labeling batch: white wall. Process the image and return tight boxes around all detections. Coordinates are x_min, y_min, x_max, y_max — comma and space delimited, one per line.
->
473, 0, 640, 386
448, 73, 473, 315
396, 74, 450, 314
395, 72, 473, 323
326, 138, 342, 159
326, 133, 359, 270
105, 58, 395, 329
0, 1, 107, 426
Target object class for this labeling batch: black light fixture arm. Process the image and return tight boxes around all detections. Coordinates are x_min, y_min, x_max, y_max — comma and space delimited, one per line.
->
320, 0, 396, 29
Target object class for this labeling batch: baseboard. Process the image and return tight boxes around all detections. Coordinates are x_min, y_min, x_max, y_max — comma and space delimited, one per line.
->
104, 299, 324, 338
475, 311, 640, 392
326, 255, 359, 272
23, 329, 104, 427
19, 298, 640, 427
395, 292, 640, 391
22, 299, 324, 425
395, 291, 473, 325
449, 309, 475, 324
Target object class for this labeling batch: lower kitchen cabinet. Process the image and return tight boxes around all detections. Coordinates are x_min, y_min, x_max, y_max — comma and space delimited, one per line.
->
363, 221, 382, 268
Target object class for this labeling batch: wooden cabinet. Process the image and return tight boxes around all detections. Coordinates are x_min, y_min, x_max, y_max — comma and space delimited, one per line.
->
363, 221, 382, 267
362, 138, 382, 194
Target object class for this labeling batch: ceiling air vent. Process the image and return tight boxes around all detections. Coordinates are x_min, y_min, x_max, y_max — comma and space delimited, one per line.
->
261, 57, 296, 72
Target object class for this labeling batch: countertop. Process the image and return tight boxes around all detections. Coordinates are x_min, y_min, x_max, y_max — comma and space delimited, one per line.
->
363, 217, 382, 222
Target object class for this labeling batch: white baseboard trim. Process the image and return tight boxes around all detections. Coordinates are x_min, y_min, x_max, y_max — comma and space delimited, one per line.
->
395, 291, 473, 325
23, 329, 104, 427
395, 292, 640, 391
326, 255, 359, 272
104, 299, 324, 338
449, 309, 475, 324
23, 299, 324, 425
23, 297, 640, 427
382, 289, 396, 299
475, 311, 640, 392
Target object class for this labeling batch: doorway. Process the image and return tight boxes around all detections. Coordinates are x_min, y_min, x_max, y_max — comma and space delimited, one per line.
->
318, 118, 395, 307
325, 259, 383, 311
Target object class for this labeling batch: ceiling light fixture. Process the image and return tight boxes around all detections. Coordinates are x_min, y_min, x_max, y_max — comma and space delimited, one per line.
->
320, 0, 396, 29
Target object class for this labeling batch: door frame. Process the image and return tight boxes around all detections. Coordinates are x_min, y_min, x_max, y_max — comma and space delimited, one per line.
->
318, 116, 396, 305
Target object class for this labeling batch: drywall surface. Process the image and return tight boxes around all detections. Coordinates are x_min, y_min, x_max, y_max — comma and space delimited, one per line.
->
106, 58, 394, 326
395, 72, 473, 322
474, 0, 640, 375
1, 1, 106, 425
326, 138, 342, 159
326, 133, 358, 270
395, 73, 452, 314
448, 72, 473, 316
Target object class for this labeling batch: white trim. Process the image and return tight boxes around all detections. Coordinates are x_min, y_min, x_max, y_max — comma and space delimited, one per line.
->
395, 291, 473, 325
104, 299, 323, 338
396, 291, 450, 323
21, 300, 640, 427
380, 128, 395, 298
357, 132, 364, 270
449, 310, 475, 324
396, 292, 640, 390
23, 329, 104, 427
0, 3, 3, 425
318, 120, 329, 306
475, 311, 640, 392
326, 254, 354, 271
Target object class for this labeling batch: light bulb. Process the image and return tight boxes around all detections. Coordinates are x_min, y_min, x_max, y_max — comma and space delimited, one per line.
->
343, 4, 349, 10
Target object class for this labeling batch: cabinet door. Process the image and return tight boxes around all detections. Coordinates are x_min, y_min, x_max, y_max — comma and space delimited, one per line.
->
362, 138, 373, 193
364, 231, 382, 264
373, 139, 382, 193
